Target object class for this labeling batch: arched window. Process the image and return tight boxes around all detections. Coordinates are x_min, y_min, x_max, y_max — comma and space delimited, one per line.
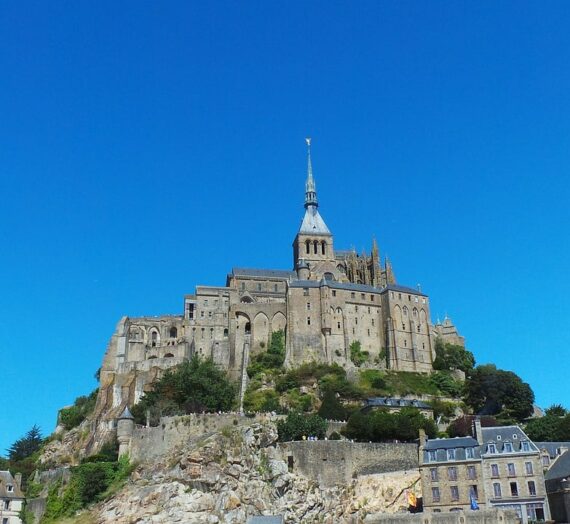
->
321, 241, 326, 255
164, 353, 174, 358
151, 330, 159, 347
245, 322, 251, 335
324, 272, 335, 281
169, 326, 177, 338
403, 306, 408, 316
305, 240, 310, 254
313, 240, 318, 254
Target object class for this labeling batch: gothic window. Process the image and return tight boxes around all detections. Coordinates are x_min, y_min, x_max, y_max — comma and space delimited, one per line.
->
403, 306, 408, 316
245, 322, 251, 334
169, 327, 177, 338
313, 240, 318, 254
306, 240, 310, 254
321, 241, 326, 255
151, 330, 159, 347
413, 308, 418, 317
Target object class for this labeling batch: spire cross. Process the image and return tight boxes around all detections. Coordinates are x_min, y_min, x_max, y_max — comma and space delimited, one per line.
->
304, 137, 318, 208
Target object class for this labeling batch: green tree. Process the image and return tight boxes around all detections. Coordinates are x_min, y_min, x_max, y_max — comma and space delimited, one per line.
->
247, 330, 285, 378
349, 341, 369, 367
59, 389, 98, 430
433, 339, 475, 374
318, 389, 348, 421
525, 413, 570, 442
344, 408, 437, 442
7, 425, 42, 462
131, 356, 237, 425
545, 404, 567, 417
277, 412, 327, 441
463, 364, 534, 422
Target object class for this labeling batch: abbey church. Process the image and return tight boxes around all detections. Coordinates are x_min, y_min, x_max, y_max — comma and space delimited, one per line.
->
96, 141, 464, 420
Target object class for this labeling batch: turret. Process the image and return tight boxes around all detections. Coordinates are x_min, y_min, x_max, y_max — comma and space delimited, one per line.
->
117, 406, 135, 458
296, 258, 310, 280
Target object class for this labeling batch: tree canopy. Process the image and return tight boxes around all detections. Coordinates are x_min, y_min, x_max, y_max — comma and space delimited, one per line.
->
432, 339, 475, 374
343, 407, 437, 442
7, 425, 43, 462
277, 412, 327, 442
463, 364, 534, 422
131, 356, 237, 425
525, 411, 570, 442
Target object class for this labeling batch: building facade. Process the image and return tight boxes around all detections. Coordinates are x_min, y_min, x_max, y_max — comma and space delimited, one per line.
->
0, 471, 23, 524
93, 141, 464, 429
420, 420, 551, 523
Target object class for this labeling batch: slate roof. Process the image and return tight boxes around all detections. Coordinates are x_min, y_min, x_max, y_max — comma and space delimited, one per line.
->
535, 442, 570, 459
0, 471, 24, 499
424, 437, 479, 451
231, 268, 296, 279
480, 425, 538, 451
363, 397, 432, 410
298, 206, 331, 235
384, 283, 427, 297
545, 450, 570, 481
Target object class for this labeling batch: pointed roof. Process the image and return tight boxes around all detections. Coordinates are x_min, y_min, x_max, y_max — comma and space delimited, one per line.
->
119, 406, 134, 420
298, 138, 331, 235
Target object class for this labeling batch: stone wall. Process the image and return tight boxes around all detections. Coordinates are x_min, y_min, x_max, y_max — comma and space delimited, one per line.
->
279, 441, 419, 487
364, 508, 519, 524
129, 413, 280, 462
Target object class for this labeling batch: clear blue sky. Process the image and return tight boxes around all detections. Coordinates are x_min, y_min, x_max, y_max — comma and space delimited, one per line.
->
1, 2, 569, 454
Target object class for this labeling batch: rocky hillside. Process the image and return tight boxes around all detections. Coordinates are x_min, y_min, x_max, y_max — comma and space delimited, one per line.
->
50, 421, 418, 524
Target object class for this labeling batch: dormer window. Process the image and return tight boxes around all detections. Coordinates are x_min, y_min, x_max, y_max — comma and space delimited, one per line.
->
7, 484, 13, 492
466, 447, 474, 459
504, 443, 513, 453
447, 449, 456, 460
488, 444, 497, 454
428, 451, 437, 462
521, 441, 531, 452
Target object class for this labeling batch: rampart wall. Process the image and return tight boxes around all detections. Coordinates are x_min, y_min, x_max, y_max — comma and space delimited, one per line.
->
279, 440, 419, 487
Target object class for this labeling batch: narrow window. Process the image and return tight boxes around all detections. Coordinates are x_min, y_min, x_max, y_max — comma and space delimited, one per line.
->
430, 468, 438, 481
307, 317, 311, 325
467, 465, 476, 479
305, 240, 310, 254
450, 486, 459, 501
491, 464, 499, 477
351, 292, 355, 299
208, 311, 212, 318
371, 318, 375, 326
223, 328, 228, 337
274, 283, 278, 292
332, 290, 336, 297
448, 467, 457, 480
469, 485, 479, 500
404, 339, 407, 347
241, 282, 245, 291
510, 482, 518, 497
321, 241, 326, 255
507, 463, 516, 476
307, 302, 311, 310
432, 487, 440, 502
371, 295, 374, 301
361, 293, 365, 300
257, 283, 262, 291
493, 483, 502, 498
355, 318, 358, 325
355, 305, 358, 312
303, 287, 309, 296
528, 481, 536, 496
337, 322, 341, 329
169, 327, 177, 338
525, 461, 533, 475
204, 299, 208, 306
367, 329, 370, 336
313, 240, 318, 254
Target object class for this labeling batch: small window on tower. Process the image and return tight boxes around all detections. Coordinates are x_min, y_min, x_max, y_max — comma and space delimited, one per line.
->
337, 322, 341, 329
332, 290, 336, 297
307, 317, 311, 326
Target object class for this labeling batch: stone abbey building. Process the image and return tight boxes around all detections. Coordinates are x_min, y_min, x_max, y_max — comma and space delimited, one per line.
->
96, 141, 464, 421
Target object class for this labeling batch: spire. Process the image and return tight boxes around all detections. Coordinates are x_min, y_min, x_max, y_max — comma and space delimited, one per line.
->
304, 137, 318, 208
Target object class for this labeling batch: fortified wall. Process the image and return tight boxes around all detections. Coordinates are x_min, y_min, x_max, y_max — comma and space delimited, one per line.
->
280, 440, 419, 487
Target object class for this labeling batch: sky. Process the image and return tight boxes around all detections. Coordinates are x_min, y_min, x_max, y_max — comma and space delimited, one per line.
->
1, 1, 569, 454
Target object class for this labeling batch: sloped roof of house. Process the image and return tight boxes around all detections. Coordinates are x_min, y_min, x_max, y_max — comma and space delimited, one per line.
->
231, 268, 296, 279
424, 436, 479, 451
0, 471, 24, 499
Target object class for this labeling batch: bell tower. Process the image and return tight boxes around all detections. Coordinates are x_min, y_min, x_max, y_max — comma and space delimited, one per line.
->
293, 138, 338, 280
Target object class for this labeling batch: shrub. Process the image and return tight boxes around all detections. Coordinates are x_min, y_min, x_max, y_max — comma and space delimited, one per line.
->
318, 390, 348, 421
429, 371, 463, 397
349, 341, 369, 367
243, 388, 281, 413
59, 389, 98, 430
247, 330, 285, 378
277, 412, 327, 442
130, 355, 237, 425
343, 407, 437, 442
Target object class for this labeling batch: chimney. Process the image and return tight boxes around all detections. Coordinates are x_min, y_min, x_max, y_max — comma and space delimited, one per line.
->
419, 428, 427, 449
15, 473, 22, 489
474, 417, 483, 445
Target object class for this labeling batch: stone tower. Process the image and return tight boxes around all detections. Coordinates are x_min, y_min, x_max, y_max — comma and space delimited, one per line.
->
292, 138, 339, 281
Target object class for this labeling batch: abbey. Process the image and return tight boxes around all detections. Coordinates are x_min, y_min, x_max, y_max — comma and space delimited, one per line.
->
96, 141, 464, 419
